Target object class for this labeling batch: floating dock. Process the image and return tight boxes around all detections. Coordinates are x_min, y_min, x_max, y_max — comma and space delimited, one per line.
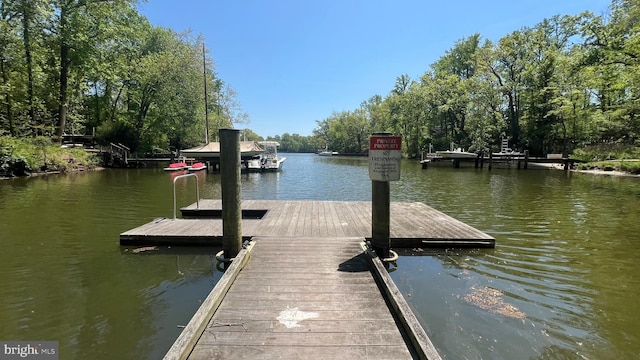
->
120, 199, 495, 359
120, 200, 495, 248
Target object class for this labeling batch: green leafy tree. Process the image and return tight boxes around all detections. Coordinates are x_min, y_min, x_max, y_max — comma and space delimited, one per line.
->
0, 0, 20, 135
581, 0, 640, 144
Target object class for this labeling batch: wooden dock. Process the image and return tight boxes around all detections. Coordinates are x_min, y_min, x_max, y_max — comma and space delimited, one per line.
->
118, 200, 497, 359
164, 236, 441, 360
120, 200, 495, 248
420, 151, 578, 170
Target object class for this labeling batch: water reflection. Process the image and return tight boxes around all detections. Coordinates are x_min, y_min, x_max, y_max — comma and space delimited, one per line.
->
393, 164, 640, 359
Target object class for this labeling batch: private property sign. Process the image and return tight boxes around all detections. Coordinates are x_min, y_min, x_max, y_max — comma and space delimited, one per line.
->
369, 134, 402, 181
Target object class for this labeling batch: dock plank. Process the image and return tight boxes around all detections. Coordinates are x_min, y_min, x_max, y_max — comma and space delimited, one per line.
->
192, 319, 401, 333
189, 344, 410, 360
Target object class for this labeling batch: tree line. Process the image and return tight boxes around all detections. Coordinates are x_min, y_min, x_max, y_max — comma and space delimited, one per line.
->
2, 0, 638, 159
1, 0, 247, 154
307, 0, 639, 158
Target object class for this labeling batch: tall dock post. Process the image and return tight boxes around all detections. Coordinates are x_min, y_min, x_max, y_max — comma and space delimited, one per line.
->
220, 129, 242, 259
372, 180, 390, 258
369, 133, 402, 259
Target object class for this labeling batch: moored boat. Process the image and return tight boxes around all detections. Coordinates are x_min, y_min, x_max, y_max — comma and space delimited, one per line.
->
435, 148, 478, 159
244, 156, 263, 172
318, 150, 339, 156
257, 141, 286, 172
491, 148, 522, 157
188, 162, 207, 171
163, 162, 189, 171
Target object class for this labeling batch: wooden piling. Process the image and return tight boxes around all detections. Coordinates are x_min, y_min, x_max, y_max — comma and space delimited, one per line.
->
524, 150, 529, 170
371, 180, 390, 259
220, 129, 242, 259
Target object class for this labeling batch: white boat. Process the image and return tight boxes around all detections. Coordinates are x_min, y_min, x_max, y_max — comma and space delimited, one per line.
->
435, 148, 478, 159
318, 151, 339, 156
257, 141, 286, 171
492, 148, 522, 157
244, 156, 263, 172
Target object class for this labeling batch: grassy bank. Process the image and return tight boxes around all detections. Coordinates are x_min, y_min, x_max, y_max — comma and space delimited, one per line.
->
576, 160, 640, 174
1, 136, 99, 178
572, 144, 640, 175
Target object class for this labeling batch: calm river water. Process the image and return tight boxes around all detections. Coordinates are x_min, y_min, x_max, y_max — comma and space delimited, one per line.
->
1, 153, 639, 359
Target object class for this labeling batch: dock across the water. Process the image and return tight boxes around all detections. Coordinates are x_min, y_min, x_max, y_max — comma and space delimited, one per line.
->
120, 200, 495, 248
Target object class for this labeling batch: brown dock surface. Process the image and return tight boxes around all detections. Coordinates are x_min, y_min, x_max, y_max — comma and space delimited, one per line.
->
164, 236, 441, 360
120, 200, 495, 248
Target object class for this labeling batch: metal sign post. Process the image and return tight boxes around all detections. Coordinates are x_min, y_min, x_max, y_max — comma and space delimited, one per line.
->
369, 133, 402, 259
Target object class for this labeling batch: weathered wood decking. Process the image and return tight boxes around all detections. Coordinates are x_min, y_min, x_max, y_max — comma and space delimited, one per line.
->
122, 200, 492, 359
120, 200, 495, 248
164, 236, 441, 360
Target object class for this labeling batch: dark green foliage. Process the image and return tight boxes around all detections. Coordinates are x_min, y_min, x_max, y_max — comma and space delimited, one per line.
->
0, 136, 98, 176
96, 120, 137, 148
0, 1, 244, 154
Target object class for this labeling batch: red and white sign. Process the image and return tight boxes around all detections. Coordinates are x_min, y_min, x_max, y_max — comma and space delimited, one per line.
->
369, 135, 402, 181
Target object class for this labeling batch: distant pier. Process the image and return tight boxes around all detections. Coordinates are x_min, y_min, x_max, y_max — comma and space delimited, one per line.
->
420, 151, 578, 170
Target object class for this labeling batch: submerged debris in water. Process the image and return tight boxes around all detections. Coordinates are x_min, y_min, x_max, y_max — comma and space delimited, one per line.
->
463, 285, 526, 319
131, 246, 158, 254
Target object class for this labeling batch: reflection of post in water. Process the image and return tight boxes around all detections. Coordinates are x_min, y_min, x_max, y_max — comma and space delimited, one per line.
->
175, 255, 184, 276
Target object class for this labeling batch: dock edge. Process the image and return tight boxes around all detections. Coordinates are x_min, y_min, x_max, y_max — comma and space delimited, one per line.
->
163, 241, 256, 360
361, 242, 443, 360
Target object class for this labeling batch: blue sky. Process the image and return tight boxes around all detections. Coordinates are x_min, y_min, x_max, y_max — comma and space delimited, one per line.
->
138, 0, 611, 139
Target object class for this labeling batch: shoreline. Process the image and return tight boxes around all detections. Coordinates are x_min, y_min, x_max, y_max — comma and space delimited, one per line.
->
3, 164, 639, 180
572, 168, 640, 178
532, 162, 640, 178
1, 166, 105, 181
